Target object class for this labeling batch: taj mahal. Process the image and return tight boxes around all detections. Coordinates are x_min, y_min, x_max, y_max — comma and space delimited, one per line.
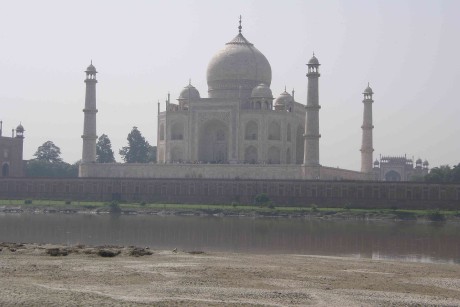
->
78, 18, 428, 181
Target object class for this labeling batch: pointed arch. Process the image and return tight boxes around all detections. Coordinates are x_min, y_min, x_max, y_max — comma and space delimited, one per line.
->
296, 125, 304, 164
244, 146, 258, 164
159, 124, 165, 141
170, 147, 184, 162
199, 119, 228, 163
287, 123, 292, 142
245, 121, 258, 140
385, 170, 401, 181
268, 121, 281, 140
267, 146, 280, 164
171, 122, 184, 140
2, 163, 9, 177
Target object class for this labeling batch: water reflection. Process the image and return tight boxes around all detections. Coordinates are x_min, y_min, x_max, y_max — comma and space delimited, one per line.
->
0, 214, 459, 264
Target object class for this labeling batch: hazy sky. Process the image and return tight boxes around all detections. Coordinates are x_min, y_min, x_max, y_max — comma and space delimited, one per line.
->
1, 0, 459, 170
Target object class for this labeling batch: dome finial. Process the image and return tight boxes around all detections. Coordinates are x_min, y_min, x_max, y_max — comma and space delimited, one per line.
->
238, 15, 242, 34
189, 78, 191, 85
284, 85, 286, 92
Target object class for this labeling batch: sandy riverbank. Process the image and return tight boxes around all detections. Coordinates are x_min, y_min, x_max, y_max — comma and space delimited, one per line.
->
1, 243, 460, 306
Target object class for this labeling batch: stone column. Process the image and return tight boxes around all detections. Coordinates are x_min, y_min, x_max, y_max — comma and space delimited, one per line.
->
81, 62, 98, 164
303, 54, 321, 167
361, 84, 374, 173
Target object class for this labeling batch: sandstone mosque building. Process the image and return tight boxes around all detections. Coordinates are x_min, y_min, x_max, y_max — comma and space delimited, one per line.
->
79, 19, 428, 181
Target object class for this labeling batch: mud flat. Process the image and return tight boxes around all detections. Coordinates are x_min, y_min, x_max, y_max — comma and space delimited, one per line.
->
1, 243, 460, 306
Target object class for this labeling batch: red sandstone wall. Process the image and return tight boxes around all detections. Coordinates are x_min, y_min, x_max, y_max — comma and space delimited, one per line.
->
0, 178, 459, 210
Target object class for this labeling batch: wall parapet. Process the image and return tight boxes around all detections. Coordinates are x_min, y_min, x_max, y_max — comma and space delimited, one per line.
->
79, 163, 369, 181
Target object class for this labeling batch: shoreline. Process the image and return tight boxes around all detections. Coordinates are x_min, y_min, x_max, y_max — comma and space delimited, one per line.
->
1, 202, 459, 222
1, 242, 460, 306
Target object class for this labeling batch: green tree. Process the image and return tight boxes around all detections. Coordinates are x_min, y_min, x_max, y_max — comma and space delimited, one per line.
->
425, 165, 452, 183
451, 163, 460, 183
255, 193, 270, 204
26, 160, 78, 177
119, 127, 151, 163
147, 145, 157, 163
96, 134, 116, 163
34, 141, 62, 163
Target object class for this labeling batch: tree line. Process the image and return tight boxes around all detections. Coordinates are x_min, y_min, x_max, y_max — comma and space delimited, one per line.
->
26, 127, 156, 177
25, 126, 460, 183
424, 164, 460, 183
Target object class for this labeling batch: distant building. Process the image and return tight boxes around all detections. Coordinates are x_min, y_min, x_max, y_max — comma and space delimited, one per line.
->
373, 155, 429, 181
0, 121, 25, 177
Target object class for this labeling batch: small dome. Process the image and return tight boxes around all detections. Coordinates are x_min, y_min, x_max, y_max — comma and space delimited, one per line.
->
363, 84, 373, 94
308, 54, 319, 65
179, 83, 200, 100
416, 158, 423, 164
275, 90, 293, 106
86, 62, 97, 73
374, 159, 380, 166
423, 160, 429, 166
251, 83, 273, 99
16, 123, 24, 132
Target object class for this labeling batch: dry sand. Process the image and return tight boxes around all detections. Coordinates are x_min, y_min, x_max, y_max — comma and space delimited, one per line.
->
1, 243, 460, 306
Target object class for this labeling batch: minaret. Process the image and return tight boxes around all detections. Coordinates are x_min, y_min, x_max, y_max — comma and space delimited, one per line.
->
360, 83, 374, 173
81, 61, 98, 163
303, 53, 321, 167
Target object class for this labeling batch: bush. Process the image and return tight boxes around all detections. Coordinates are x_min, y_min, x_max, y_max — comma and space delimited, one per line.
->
108, 201, 122, 214
255, 193, 270, 205
394, 211, 417, 220
343, 203, 352, 210
139, 201, 146, 206
428, 209, 446, 222
65, 200, 72, 205
24, 199, 33, 205
310, 204, 318, 212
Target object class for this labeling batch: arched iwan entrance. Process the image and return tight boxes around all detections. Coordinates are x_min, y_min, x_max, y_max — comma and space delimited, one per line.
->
198, 120, 228, 163
385, 170, 401, 181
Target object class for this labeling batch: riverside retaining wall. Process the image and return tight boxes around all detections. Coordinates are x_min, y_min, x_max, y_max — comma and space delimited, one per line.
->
1, 177, 459, 210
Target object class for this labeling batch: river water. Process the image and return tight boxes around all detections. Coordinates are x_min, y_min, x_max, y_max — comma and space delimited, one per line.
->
1, 214, 459, 264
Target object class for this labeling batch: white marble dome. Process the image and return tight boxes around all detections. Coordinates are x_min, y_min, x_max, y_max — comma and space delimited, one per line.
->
207, 31, 272, 99
275, 90, 293, 106
251, 83, 273, 99
179, 83, 200, 100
